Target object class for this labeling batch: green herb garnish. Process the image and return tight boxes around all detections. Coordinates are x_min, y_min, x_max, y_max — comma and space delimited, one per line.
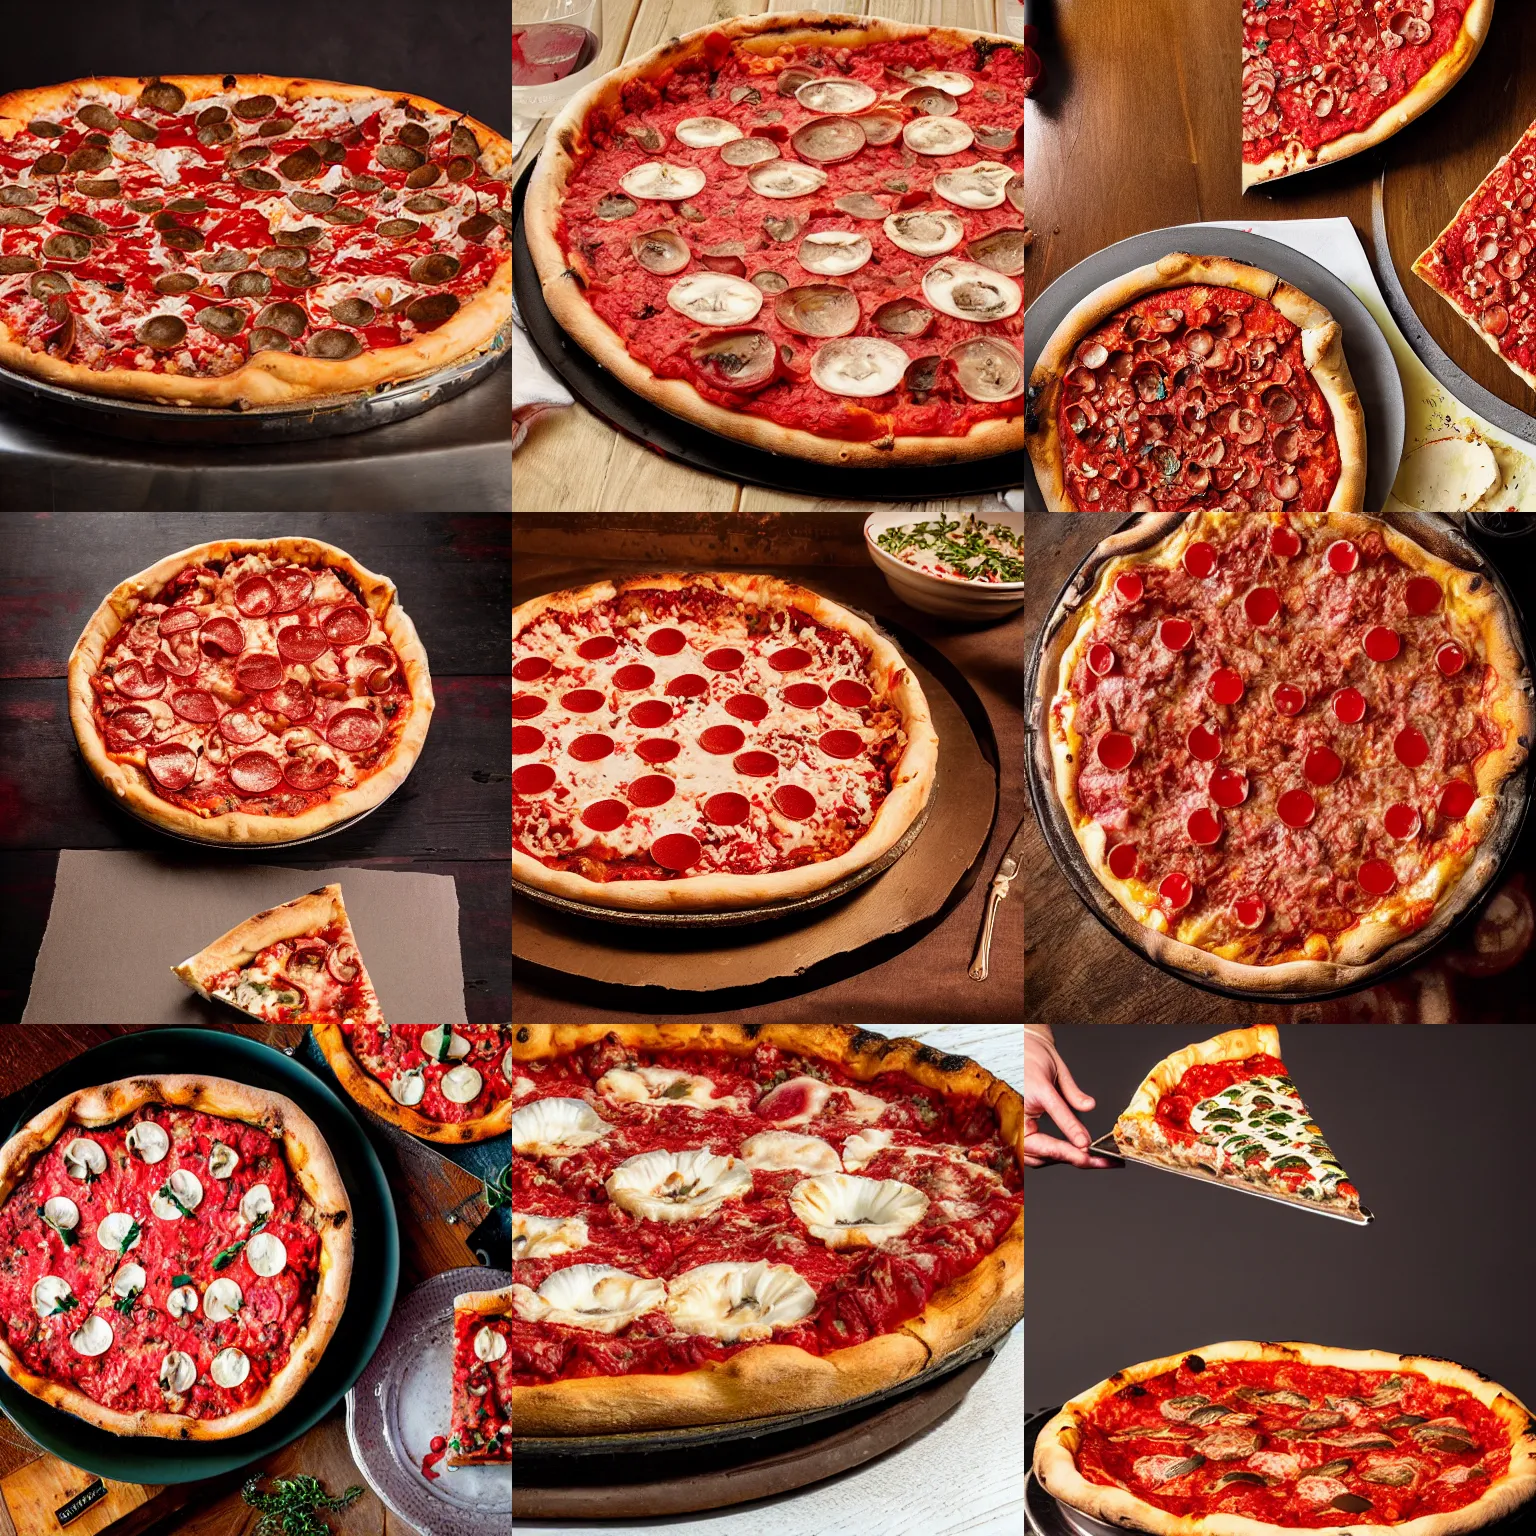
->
214, 1211, 268, 1269
241, 1476, 363, 1536
158, 1182, 198, 1220
485, 1163, 510, 1211
113, 1291, 138, 1316
118, 1219, 141, 1254
38, 1205, 79, 1248
875, 514, 1025, 583
433, 1029, 454, 1063
46, 1294, 78, 1317
172, 1272, 193, 1287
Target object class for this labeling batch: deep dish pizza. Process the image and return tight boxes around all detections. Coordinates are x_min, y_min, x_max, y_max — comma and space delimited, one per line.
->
1045, 511, 1531, 990
525, 12, 1024, 468
1035, 1340, 1536, 1536
0, 74, 511, 406
511, 1024, 1023, 1435
449, 1286, 511, 1465
1242, 2, 1494, 190
68, 537, 433, 845
1414, 115, 1536, 394
1026, 255, 1367, 515
0, 1074, 352, 1439
512, 573, 938, 911
313, 1023, 512, 1144
1114, 1027, 1363, 1216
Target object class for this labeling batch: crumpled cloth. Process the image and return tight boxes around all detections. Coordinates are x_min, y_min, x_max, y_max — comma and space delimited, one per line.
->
512, 288, 571, 453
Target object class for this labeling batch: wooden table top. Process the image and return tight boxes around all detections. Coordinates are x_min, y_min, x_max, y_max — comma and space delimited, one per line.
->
0, 514, 512, 1024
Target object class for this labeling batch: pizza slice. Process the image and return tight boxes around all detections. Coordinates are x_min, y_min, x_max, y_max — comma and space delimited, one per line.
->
448, 1287, 511, 1465
1113, 1026, 1362, 1214
173, 883, 384, 1025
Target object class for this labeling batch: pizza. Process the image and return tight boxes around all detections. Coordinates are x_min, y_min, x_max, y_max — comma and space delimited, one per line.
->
0, 74, 512, 407
1045, 510, 1531, 990
311, 1023, 513, 1144
1034, 1340, 1536, 1536
1113, 1026, 1362, 1215
1242, 2, 1494, 190
1414, 116, 1536, 394
0, 1074, 352, 1439
1022, 23, 1040, 256
511, 1023, 1023, 1435
1026, 253, 1368, 515
524, 12, 1025, 468
173, 884, 383, 1026
68, 537, 433, 845
448, 1286, 511, 1464
512, 573, 938, 912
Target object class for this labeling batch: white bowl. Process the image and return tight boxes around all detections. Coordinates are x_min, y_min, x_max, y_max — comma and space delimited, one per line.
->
863, 510, 1026, 621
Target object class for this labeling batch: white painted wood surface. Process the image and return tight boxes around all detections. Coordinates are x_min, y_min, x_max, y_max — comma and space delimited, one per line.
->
513, 1025, 1024, 1535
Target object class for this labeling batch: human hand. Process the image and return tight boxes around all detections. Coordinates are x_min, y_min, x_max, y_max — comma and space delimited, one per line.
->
1024, 1029, 1115, 1168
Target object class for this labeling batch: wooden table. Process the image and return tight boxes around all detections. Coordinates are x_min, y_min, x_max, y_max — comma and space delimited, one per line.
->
0, 514, 512, 1024
512, 0, 1024, 513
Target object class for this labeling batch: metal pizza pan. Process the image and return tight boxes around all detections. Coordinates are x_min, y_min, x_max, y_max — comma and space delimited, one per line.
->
1025, 511, 1534, 1003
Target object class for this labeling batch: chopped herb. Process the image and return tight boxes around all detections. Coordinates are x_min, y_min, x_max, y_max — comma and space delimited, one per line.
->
875, 514, 1025, 584
157, 1182, 198, 1220
241, 1476, 363, 1536
113, 1291, 138, 1316
118, 1219, 141, 1254
433, 1029, 454, 1063
485, 1163, 510, 1211
47, 1294, 78, 1317
172, 1273, 193, 1287
214, 1212, 267, 1269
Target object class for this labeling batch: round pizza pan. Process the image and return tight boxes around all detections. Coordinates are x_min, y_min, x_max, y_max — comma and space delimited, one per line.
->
1023, 223, 1407, 513
0, 332, 509, 445
1025, 512, 1535, 1002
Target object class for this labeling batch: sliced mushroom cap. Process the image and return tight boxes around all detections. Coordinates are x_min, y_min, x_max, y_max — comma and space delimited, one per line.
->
934, 161, 1016, 211
747, 161, 829, 199
873, 297, 936, 338
904, 69, 975, 97
622, 122, 664, 155
795, 78, 878, 114
619, 162, 708, 202
763, 213, 803, 243
632, 227, 691, 275
967, 227, 1028, 278
775, 283, 861, 338
903, 117, 976, 156
674, 117, 744, 148
903, 354, 943, 395
666, 272, 765, 327
948, 337, 1025, 402
884, 208, 965, 256
834, 193, 890, 220
795, 230, 872, 276
855, 112, 905, 147
719, 137, 781, 168
1006, 173, 1024, 214
791, 116, 867, 166
902, 87, 960, 118
975, 123, 1022, 152
690, 329, 778, 392
751, 269, 790, 294
809, 336, 910, 398
922, 259, 1023, 322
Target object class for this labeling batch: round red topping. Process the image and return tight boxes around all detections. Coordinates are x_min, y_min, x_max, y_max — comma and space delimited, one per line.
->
627, 775, 676, 807
1404, 577, 1441, 615
512, 657, 551, 682
1364, 626, 1401, 662
1234, 896, 1267, 930
636, 738, 680, 764
1243, 586, 1280, 626
772, 784, 817, 820
1277, 788, 1316, 828
1440, 780, 1476, 819
1159, 618, 1193, 651
268, 569, 314, 614
581, 799, 628, 833
819, 729, 865, 760
1159, 872, 1193, 911
612, 664, 655, 691
1270, 682, 1305, 716
1114, 572, 1144, 604
200, 616, 246, 656
1358, 859, 1397, 897
237, 653, 284, 692
699, 724, 746, 755
1269, 525, 1301, 558
578, 635, 618, 661
1331, 687, 1366, 724
1186, 807, 1222, 845
735, 751, 779, 777
170, 688, 219, 724
229, 751, 284, 795
512, 725, 544, 756
629, 699, 673, 728
1087, 642, 1116, 676
665, 673, 709, 698
784, 682, 828, 709
725, 693, 769, 722
705, 792, 751, 825
1304, 745, 1343, 785
511, 764, 556, 795
1096, 731, 1135, 770
159, 607, 201, 634
512, 693, 546, 720
217, 711, 267, 748
108, 705, 154, 742
560, 688, 605, 713
652, 832, 702, 871
829, 679, 872, 708
113, 660, 168, 699
568, 733, 614, 762
703, 647, 744, 672
1384, 803, 1422, 840
646, 628, 687, 656
769, 646, 812, 672
1326, 539, 1359, 574
1207, 668, 1244, 706
144, 742, 197, 790
1394, 726, 1429, 768
322, 606, 372, 645
284, 753, 339, 791
234, 575, 277, 616
1436, 641, 1467, 676
1107, 842, 1139, 880
1209, 767, 1249, 807
263, 680, 314, 721
157, 636, 200, 678
1187, 724, 1222, 762
1182, 541, 1217, 578
326, 709, 383, 752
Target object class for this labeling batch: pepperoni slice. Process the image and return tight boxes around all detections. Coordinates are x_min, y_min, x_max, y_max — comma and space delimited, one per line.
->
561, 688, 605, 713
1326, 539, 1359, 574
1186, 807, 1222, 845
200, 615, 245, 656
769, 646, 813, 673
772, 784, 816, 820
1404, 577, 1441, 616
277, 625, 329, 664
159, 607, 201, 634
157, 636, 201, 677
704, 647, 745, 672
1107, 843, 1139, 880
326, 709, 383, 752
327, 943, 360, 983
1440, 780, 1476, 819
1243, 586, 1280, 627
170, 688, 219, 724
218, 710, 267, 746
629, 699, 673, 728
612, 664, 655, 691
1384, 803, 1421, 840
725, 693, 769, 722
582, 799, 628, 833
818, 729, 864, 760
1208, 768, 1248, 807
1277, 788, 1316, 828
1114, 572, 1144, 603
1159, 872, 1193, 911
1358, 859, 1397, 897
651, 832, 702, 870
578, 635, 617, 661
1096, 731, 1135, 770
322, 606, 371, 645
627, 775, 676, 808
705, 792, 750, 825
263, 681, 315, 722
284, 753, 338, 791
354, 645, 396, 674
1087, 643, 1116, 676
113, 660, 167, 699
1331, 687, 1366, 724
568, 733, 614, 762
1182, 541, 1217, 578
1304, 745, 1342, 785
145, 742, 198, 790
735, 751, 779, 777
1187, 724, 1221, 762
237, 653, 284, 692
1270, 524, 1302, 558
512, 725, 545, 756
1436, 641, 1466, 676
1394, 727, 1429, 768
234, 575, 277, 616
829, 679, 872, 708
229, 751, 283, 795
512, 656, 552, 682
636, 738, 680, 765
1364, 625, 1401, 662
699, 724, 746, 755
1234, 896, 1267, 930
666, 673, 709, 698
268, 567, 315, 614
784, 682, 827, 709
1271, 682, 1305, 716
646, 628, 686, 656
1158, 618, 1193, 651
107, 705, 154, 743
1207, 668, 1244, 706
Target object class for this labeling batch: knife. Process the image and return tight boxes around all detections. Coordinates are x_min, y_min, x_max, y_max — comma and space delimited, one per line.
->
969, 812, 1029, 981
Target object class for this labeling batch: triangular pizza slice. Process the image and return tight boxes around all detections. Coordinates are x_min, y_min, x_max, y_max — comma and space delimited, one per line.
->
1113, 1026, 1360, 1213
173, 883, 385, 1025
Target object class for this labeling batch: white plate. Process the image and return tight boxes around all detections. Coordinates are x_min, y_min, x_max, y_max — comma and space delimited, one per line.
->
863, 509, 1026, 620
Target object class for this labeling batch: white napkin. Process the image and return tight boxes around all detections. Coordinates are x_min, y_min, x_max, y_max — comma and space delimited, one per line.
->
512, 288, 573, 454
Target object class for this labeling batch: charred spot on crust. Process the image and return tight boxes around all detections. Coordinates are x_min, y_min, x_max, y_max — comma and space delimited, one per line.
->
514, 1026, 533, 1042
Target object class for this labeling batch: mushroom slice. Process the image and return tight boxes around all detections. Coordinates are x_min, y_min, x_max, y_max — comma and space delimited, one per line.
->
968, 227, 1028, 278
935, 161, 1016, 211
664, 1261, 818, 1342
855, 112, 905, 146
690, 329, 779, 392
795, 78, 878, 114
619, 161, 707, 202
606, 1149, 754, 1222
512, 1211, 590, 1261
674, 117, 743, 148
751, 269, 790, 294
513, 1264, 666, 1334
738, 1131, 843, 1175
923, 259, 1022, 322
632, 227, 691, 275
622, 122, 665, 154
747, 161, 828, 199
594, 193, 637, 221
949, 337, 1025, 402
904, 69, 975, 96
790, 1173, 930, 1248
791, 116, 867, 165
904, 354, 943, 394
884, 208, 964, 256
903, 117, 975, 156
1006, 173, 1024, 214
810, 337, 911, 398
873, 297, 937, 337
796, 230, 872, 276
719, 137, 780, 168
512, 1096, 614, 1157
975, 123, 1022, 152
775, 283, 861, 338
763, 213, 803, 243
834, 192, 889, 220
776, 67, 817, 99
667, 272, 765, 327
902, 87, 960, 118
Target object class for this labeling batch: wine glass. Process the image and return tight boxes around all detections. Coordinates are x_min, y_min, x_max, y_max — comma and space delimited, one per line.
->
512, 0, 605, 152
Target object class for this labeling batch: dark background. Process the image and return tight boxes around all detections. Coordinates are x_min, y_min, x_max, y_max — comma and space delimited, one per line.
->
0, 512, 511, 1023
0, 0, 510, 134
1027, 1025, 1536, 1411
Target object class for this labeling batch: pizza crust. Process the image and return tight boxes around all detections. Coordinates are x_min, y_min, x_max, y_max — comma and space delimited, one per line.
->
0, 75, 512, 406
1035, 1340, 1536, 1536
512, 573, 939, 911
67, 537, 434, 844
0, 1073, 353, 1440
447, 1285, 512, 1465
